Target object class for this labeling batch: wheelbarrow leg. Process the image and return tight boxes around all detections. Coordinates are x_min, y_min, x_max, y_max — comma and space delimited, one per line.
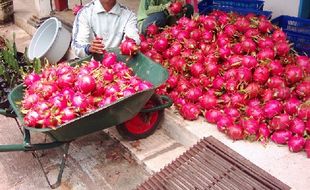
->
33, 142, 70, 189
34, 135, 48, 158
13, 117, 24, 135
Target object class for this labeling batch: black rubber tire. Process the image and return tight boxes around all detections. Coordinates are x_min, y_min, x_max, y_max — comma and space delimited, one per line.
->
116, 94, 164, 141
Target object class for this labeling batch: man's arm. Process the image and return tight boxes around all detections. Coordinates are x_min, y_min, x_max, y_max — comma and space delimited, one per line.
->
71, 10, 92, 58
123, 12, 141, 45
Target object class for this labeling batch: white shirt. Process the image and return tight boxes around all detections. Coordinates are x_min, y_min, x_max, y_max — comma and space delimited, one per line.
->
71, 0, 141, 58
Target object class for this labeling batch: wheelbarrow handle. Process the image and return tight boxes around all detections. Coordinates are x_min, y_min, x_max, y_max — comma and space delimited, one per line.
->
140, 95, 173, 113
0, 108, 16, 118
0, 128, 66, 152
0, 141, 65, 152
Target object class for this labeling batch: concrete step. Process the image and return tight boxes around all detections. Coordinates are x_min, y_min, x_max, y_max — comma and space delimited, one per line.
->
105, 127, 187, 174
0, 23, 32, 53
13, 0, 37, 36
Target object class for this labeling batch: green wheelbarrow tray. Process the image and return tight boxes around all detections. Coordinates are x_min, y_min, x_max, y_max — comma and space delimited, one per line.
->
3, 47, 171, 144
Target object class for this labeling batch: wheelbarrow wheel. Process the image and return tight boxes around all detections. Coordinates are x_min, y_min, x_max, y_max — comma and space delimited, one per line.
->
116, 94, 164, 141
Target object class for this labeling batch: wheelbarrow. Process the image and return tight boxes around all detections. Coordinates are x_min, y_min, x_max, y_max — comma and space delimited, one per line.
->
0, 48, 173, 188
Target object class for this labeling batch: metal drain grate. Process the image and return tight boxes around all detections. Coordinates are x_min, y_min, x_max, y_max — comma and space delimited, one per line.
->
136, 136, 290, 190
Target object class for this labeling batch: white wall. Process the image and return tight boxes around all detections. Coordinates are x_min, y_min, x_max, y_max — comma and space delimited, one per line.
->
68, 0, 91, 9
264, 0, 300, 19
35, 0, 52, 17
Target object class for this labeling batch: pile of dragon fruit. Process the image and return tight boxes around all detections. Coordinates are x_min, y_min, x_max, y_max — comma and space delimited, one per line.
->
140, 10, 310, 156
21, 52, 153, 128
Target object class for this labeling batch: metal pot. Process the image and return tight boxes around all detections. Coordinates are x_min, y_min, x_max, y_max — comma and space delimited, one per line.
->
27, 17, 71, 63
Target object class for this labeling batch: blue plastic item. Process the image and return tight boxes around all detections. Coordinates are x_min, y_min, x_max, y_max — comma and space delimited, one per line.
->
198, 0, 264, 13
271, 15, 310, 36
200, 5, 272, 19
285, 30, 310, 55
198, 0, 209, 13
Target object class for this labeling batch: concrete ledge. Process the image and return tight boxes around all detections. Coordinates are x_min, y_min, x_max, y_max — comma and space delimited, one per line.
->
13, 0, 37, 36
105, 126, 187, 174
161, 107, 199, 147
14, 13, 36, 36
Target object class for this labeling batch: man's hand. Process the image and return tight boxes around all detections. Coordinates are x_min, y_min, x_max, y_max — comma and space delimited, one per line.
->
165, 2, 173, 15
89, 37, 105, 54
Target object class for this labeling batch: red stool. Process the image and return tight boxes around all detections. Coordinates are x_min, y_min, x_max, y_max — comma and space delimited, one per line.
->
54, 0, 68, 11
